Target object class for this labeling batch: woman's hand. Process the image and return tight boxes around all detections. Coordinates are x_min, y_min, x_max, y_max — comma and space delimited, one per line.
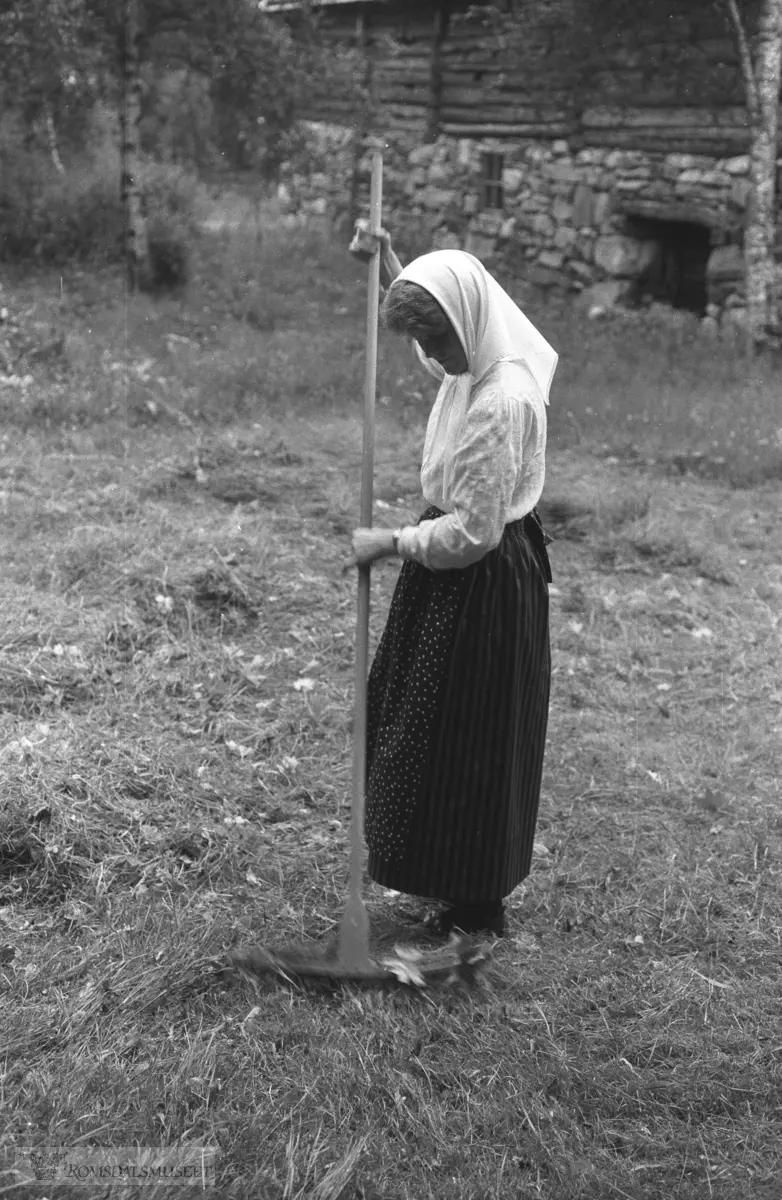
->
349, 219, 391, 260
343, 527, 397, 572
349, 221, 402, 290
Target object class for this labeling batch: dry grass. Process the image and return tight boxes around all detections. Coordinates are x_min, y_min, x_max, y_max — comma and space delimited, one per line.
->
1, 203, 781, 1199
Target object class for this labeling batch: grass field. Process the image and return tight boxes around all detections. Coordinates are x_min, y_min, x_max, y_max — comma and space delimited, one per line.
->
1, 198, 781, 1199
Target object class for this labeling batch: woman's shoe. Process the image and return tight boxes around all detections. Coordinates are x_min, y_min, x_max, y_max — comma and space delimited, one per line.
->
423, 901, 505, 938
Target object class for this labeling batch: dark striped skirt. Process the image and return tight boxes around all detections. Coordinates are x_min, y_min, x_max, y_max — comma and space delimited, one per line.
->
365, 505, 552, 903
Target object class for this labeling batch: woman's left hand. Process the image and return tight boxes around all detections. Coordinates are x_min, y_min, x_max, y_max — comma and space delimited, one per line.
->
344, 527, 396, 571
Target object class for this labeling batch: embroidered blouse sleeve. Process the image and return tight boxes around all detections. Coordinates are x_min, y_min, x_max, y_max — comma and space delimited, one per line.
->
397, 388, 530, 570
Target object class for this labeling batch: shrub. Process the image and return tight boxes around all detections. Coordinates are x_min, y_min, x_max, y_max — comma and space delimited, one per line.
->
0, 110, 203, 277
138, 160, 203, 293
0, 111, 124, 266
139, 159, 201, 236
146, 221, 190, 292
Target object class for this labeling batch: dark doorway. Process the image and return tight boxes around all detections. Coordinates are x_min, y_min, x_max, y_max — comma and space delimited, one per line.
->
624, 216, 711, 314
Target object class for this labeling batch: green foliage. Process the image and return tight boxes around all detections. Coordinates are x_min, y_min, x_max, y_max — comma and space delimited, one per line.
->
0, 0, 103, 143
0, 111, 203, 274
138, 159, 203, 291
207, 5, 360, 180
140, 158, 201, 232
144, 225, 189, 292
0, 115, 123, 266
0, 0, 357, 280
140, 67, 215, 167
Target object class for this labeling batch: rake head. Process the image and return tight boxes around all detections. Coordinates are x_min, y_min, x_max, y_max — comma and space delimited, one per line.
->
224, 933, 492, 991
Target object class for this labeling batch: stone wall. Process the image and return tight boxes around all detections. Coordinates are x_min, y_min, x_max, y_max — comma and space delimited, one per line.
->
282, 123, 782, 334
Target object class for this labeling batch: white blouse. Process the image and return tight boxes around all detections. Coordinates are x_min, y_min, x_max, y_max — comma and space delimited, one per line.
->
396, 348, 547, 570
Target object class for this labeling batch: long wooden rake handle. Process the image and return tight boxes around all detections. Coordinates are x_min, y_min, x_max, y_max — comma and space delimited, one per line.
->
339, 150, 383, 971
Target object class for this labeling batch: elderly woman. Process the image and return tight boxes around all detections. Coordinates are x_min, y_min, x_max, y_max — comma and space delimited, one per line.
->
351, 235, 557, 937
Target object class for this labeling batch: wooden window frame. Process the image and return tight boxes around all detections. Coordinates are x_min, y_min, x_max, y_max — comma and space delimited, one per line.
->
480, 151, 504, 211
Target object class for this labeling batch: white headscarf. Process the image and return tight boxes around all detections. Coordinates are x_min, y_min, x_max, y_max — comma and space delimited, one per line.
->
393, 250, 558, 501
396, 249, 558, 402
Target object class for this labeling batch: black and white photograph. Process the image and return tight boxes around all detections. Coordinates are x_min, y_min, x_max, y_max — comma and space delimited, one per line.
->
1, 1, 781, 1196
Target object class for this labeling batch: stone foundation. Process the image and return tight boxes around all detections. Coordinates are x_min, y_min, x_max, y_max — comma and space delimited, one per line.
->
281, 123, 782, 333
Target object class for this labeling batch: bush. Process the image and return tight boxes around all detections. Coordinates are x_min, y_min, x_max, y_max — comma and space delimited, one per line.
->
0, 153, 124, 267
138, 160, 203, 293
0, 110, 203, 277
0, 111, 124, 266
139, 159, 201, 235
146, 221, 190, 292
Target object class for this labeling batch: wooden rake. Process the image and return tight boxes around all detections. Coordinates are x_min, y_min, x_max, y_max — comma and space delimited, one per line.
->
225, 151, 491, 991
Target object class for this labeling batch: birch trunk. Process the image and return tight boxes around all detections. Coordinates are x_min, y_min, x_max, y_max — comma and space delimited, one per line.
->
745, 0, 782, 340
120, 0, 150, 291
43, 103, 66, 176
724, 0, 782, 342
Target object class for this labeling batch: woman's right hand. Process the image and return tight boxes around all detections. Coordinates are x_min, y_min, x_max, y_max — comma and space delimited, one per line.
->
349, 219, 392, 262
349, 221, 403, 291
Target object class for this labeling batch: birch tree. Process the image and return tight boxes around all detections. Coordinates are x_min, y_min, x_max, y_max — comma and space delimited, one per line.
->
722, 0, 782, 343
1, 0, 354, 284
92, 0, 343, 288
0, 0, 98, 162
120, 0, 150, 290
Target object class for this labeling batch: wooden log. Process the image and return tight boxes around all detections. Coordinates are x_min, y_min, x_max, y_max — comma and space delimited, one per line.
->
441, 57, 510, 68
302, 93, 363, 111
497, 87, 575, 104
369, 46, 430, 62
375, 65, 431, 81
372, 49, 430, 61
444, 25, 507, 43
383, 103, 430, 119
375, 84, 432, 104
373, 78, 429, 93
582, 105, 749, 130
441, 84, 507, 105
370, 17, 438, 39
614, 197, 739, 231
585, 71, 744, 108
577, 124, 752, 145
441, 75, 507, 91
444, 69, 575, 95
439, 72, 507, 86
440, 109, 553, 125
578, 121, 752, 139
441, 122, 577, 137
440, 103, 574, 123
440, 58, 506, 72
574, 130, 750, 155
440, 58, 510, 69
443, 42, 564, 64
303, 97, 360, 109
374, 54, 432, 68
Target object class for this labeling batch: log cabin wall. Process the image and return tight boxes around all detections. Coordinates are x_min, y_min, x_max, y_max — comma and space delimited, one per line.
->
275, 0, 782, 323
296, 0, 582, 139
